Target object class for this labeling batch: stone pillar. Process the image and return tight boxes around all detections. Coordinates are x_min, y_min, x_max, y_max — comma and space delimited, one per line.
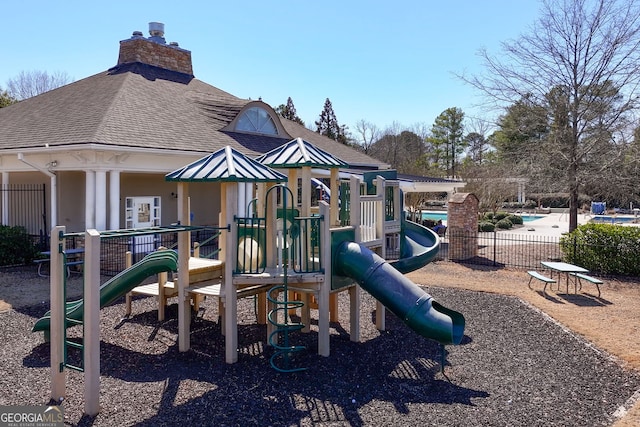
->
447, 193, 479, 261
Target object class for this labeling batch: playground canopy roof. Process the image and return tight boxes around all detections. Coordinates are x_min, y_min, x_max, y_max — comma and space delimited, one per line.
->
165, 146, 288, 183
255, 137, 349, 169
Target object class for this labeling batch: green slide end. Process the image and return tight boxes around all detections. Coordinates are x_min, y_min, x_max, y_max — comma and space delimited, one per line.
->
334, 241, 465, 345
32, 250, 179, 333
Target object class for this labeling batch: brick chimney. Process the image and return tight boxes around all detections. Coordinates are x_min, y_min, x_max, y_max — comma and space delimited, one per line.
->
117, 22, 193, 76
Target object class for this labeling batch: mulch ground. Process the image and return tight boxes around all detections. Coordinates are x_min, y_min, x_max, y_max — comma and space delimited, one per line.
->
1, 264, 639, 426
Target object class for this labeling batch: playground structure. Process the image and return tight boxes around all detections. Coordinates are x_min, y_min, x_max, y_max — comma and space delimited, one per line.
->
34, 139, 465, 415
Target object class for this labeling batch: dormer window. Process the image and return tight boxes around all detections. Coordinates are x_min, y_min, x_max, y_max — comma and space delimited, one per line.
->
235, 107, 278, 135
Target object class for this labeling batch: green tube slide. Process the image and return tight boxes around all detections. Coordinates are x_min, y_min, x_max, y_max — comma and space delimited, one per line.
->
32, 250, 179, 333
334, 221, 465, 345
389, 217, 441, 274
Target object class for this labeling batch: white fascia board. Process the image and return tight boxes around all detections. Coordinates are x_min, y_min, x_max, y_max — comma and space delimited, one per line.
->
399, 180, 466, 193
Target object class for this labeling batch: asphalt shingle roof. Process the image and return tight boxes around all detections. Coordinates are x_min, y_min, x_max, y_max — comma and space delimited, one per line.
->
0, 62, 387, 168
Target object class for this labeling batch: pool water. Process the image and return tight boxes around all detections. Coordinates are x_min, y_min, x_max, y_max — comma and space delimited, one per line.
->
590, 215, 638, 223
421, 212, 447, 222
421, 212, 543, 223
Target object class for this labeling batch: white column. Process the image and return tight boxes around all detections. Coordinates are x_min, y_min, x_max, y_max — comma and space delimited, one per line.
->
50, 174, 58, 228
95, 171, 107, 230
85, 171, 96, 229
1, 172, 8, 225
109, 171, 120, 230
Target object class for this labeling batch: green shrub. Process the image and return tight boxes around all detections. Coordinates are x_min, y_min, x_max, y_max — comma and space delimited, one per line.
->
478, 211, 520, 230
494, 211, 510, 221
479, 221, 495, 232
507, 214, 524, 225
481, 212, 494, 221
495, 218, 513, 229
0, 225, 40, 266
560, 223, 640, 276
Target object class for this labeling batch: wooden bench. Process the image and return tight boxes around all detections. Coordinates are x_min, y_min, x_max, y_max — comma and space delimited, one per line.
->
570, 272, 603, 297
527, 270, 556, 294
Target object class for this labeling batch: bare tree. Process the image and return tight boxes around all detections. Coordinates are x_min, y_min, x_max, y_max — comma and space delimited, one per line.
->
6, 70, 72, 100
462, 163, 519, 215
461, 0, 640, 231
368, 122, 428, 174
353, 120, 381, 154
464, 117, 494, 165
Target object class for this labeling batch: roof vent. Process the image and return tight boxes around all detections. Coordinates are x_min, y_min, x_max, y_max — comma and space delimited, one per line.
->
148, 22, 166, 44
131, 30, 144, 38
169, 41, 179, 47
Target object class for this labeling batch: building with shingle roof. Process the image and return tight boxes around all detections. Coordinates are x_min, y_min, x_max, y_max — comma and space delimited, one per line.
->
0, 23, 390, 234
0, 22, 463, 236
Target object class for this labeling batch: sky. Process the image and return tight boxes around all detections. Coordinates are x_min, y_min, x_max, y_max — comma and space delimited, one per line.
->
1, 1, 543, 135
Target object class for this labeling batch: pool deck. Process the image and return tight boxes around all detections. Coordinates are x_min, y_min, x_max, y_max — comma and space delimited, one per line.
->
506, 213, 589, 237
507, 213, 639, 237
426, 210, 640, 237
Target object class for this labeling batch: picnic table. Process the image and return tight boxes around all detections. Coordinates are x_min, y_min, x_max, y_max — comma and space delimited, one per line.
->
36, 248, 85, 277
540, 261, 588, 294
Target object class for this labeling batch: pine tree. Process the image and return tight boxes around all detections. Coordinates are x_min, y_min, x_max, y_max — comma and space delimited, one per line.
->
315, 98, 346, 143
0, 89, 17, 108
275, 97, 304, 125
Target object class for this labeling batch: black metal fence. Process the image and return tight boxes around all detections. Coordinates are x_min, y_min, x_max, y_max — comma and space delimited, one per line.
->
434, 230, 562, 270
98, 228, 221, 276
60, 226, 566, 276
1, 183, 47, 249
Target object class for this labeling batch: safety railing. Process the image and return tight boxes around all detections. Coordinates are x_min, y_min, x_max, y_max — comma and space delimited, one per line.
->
359, 197, 380, 243
289, 215, 324, 273
235, 217, 266, 274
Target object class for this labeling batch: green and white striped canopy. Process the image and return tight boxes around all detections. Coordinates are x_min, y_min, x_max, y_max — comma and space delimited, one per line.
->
166, 146, 288, 182
255, 137, 349, 169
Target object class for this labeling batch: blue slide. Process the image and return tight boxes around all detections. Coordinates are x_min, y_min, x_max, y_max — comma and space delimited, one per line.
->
334, 219, 465, 345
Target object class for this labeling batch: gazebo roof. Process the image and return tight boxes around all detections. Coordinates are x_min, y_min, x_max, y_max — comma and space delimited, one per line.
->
166, 146, 288, 182
255, 137, 349, 169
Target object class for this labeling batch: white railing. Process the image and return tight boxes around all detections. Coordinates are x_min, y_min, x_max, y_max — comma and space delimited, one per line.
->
360, 196, 382, 243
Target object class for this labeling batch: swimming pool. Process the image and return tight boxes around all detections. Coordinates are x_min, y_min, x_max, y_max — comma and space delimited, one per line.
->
421, 212, 448, 222
421, 212, 544, 223
590, 215, 638, 223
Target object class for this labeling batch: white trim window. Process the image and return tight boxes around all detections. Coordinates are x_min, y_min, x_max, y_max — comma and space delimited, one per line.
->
235, 106, 278, 135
